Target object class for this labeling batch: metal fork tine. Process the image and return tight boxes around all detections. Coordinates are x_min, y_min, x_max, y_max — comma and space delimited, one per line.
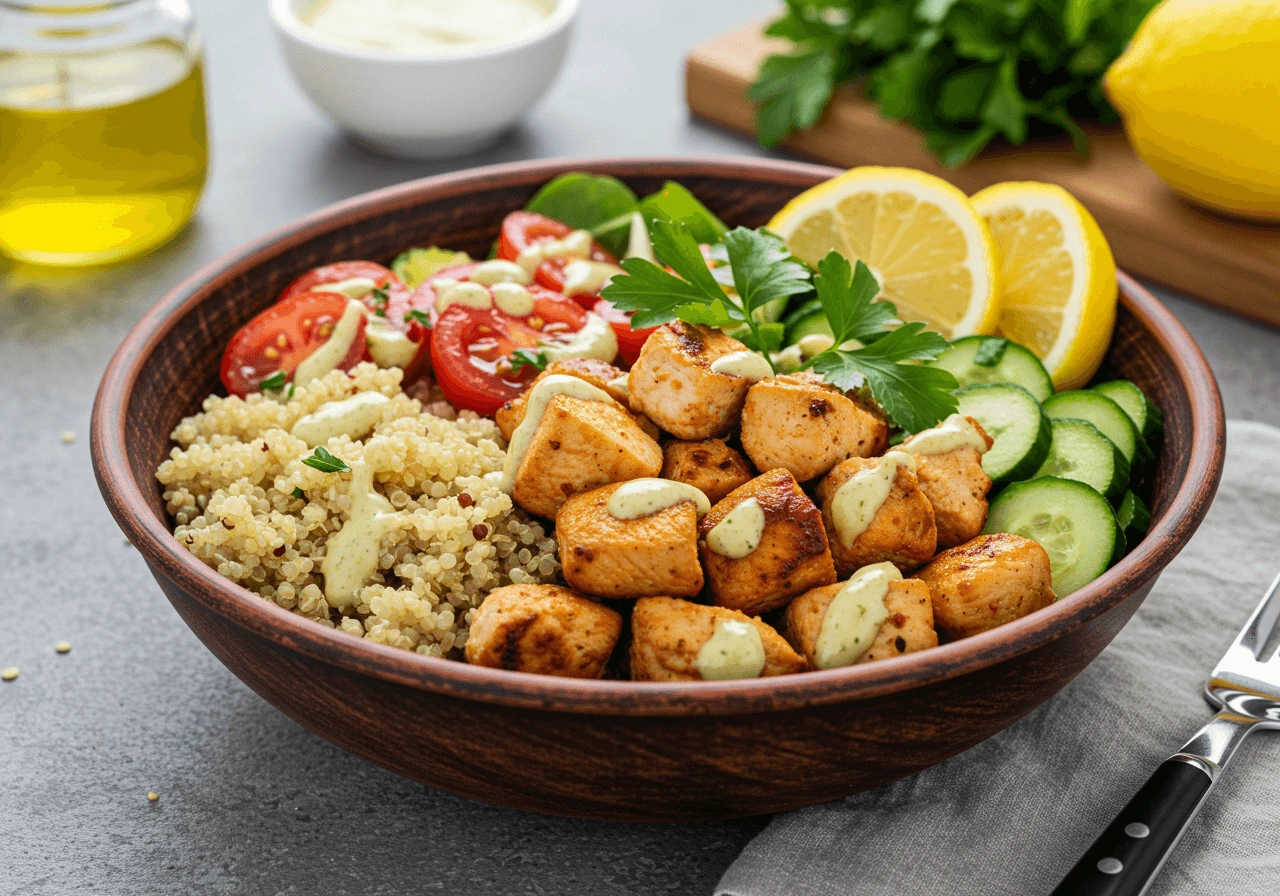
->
1229, 569, 1280, 661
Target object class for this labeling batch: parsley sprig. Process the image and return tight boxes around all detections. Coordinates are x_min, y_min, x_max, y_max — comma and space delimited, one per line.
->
601, 222, 959, 432
602, 221, 811, 363
509, 348, 549, 374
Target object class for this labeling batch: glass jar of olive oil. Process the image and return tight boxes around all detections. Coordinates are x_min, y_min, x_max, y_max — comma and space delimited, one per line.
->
0, 0, 208, 266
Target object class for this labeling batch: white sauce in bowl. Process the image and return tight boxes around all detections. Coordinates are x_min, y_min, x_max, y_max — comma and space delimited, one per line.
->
301, 0, 553, 55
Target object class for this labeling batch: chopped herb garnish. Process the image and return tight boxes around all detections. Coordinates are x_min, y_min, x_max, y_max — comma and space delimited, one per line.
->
291, 487, 305, 499
259, 370, 287, 392
510, 348, 549, 373
369, 286, 390, 317
287, 382, 296, 399
973, 336, 1010, 367
404, 309, 433, 329
302, 446, 350, 474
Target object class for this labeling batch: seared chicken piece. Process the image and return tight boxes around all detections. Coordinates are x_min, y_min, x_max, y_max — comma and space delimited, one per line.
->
784, 577, 937, 670
817, 455, 937, 576
629, 596, 805, 682
739, 373, 889, 482
465, 584, 622, 678
511, 394, 662, 519
699, 468, 837, 616
903, 417, 994, 549
495, 358, 629, 441
660, 438, 753, 504
913, 533, 1055, 641
556, 481, 704, 599
627, 322, 753, 440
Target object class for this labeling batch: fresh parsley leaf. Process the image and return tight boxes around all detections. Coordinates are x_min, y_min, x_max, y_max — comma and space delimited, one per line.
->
287, 382, 296, 399
810, 324, 959, 432
404, 309, 433, 329
813, 252, 898, 345
973, 336, 1009, 366
748, 46, 840, 148
302, 446, 350, 474
509, 348, 549, 373
369, 287, 390, 317
291, 487, 305, 499
601, 221, 727, 329
259, 370, 287, 392
721, 227, 813, 315
738, 321, 787, 354
675, 301, 743, 328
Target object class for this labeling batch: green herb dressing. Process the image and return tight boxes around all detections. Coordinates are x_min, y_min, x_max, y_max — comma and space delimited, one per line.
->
902, 413, 988, 457
830, 450, 916, 549
515, 228, 594, 275
294, 300, 367, 387
290, 392, 391, 448
814, 561, 900, 669
705, 497, 766, 559
321, 460, 404, 609
606, 478, 710, 520
694, 619, 766, 681
709, 350, 773, 382
499, 374, 616, 492
562, 259, 623, 297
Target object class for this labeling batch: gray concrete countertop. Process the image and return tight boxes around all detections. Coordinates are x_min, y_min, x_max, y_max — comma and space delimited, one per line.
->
2, 1, 1278, 894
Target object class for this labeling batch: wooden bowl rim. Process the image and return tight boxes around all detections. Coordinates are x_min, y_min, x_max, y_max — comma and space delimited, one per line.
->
91, 156, 1226, 717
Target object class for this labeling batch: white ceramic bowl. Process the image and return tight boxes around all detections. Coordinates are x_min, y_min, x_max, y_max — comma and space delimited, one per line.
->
268, 0, 578, 159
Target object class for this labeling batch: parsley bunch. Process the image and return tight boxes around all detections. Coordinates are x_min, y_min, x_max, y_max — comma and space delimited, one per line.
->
750, 0, 1157, 166
600, 221, 958, 432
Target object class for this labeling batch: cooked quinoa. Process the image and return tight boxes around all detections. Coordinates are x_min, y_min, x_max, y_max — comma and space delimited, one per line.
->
156, 363, 559, 658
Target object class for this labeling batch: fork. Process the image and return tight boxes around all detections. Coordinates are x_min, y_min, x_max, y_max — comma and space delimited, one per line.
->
1052, 571, 1280, 896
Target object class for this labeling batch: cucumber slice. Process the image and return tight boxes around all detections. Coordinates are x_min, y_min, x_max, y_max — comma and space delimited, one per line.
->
929, 335, 1054, 402
1042, 390, 1149, 467
1034, 418, 1130, 503
984, 476, 1124, 596
954, 383, 1052, 483
1115, 489, 1151, 551
787, 310, 834, 344
782, 297, 824, 329
1092, 380, 1164, 447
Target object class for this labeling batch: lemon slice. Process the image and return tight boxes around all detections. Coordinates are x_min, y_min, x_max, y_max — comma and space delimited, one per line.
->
970, 182, 1117, 390
767, 167, 1001, 339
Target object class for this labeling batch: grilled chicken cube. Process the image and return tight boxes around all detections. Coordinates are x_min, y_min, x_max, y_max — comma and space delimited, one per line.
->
699, 468, 837, 616
629, 596, 805, 682
511, 394, 662, 519
660, 438, 753, 504
903, 416, 994, 549
913, 533, 1055, 641
739, 373, 889, 482
495, 358, 629, 441
784, 577, 938, 670
627, 322, 753, 440
817, 453, 937, 577
556, 482, 704, 599
465, 584, 622, 678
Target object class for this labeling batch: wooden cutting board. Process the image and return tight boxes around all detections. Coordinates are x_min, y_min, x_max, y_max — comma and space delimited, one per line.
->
686, 21, 1280, 328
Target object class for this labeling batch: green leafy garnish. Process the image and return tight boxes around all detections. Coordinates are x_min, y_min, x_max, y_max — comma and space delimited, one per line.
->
509, 348, 549, 373
302, 446, 350, 474
750, 0, 1158, 165
638, 181, 729, 245
802, 252, 958, 432
259, 370, 287, 392
525, 173, 640, 257
368, 287, 389, 317
291, 487, 305, 499
973, 336, 1009, 366
403, 309, 433, 329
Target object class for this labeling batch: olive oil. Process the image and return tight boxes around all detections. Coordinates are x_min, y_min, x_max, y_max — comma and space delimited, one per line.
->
0, 40, 207, 265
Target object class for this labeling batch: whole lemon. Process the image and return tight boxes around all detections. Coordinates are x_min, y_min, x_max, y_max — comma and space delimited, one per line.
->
1106, 0, 1280, 221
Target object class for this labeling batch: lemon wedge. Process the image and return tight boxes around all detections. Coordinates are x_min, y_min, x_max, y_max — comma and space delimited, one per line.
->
767, 167, 1000, 339
970, 183, 1116, 390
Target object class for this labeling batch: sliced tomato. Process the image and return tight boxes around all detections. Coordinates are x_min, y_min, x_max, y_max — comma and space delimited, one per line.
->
402, 262, 486, 329
497, 211, 617, 299
220, 291, 367, 397
593, 298, 657, 366
430, 290, 591, 415
278, 261, 412, 328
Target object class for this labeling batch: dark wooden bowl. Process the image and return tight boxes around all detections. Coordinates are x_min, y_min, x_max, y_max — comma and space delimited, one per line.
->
92, 158, 1225, 821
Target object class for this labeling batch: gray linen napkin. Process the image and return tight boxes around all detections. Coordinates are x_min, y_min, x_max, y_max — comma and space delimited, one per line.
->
718, 419, 1280, 896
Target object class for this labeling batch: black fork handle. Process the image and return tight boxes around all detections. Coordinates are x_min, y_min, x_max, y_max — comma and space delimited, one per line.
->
1051, 758, 1213, 896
